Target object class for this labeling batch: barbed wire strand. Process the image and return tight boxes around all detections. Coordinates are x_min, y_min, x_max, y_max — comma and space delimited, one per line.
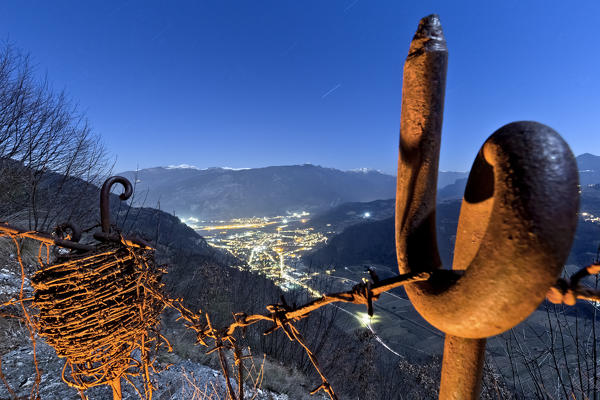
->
171, 271, 432, 400
547, 264, 600, 305
0, 232, 170, 400
0, 358, 17, 400
3, 226, 600, 400
10, 234, 42, 399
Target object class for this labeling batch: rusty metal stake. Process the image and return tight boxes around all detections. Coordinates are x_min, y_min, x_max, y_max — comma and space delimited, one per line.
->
396, 15, 579, 399
94, 176, 153, 248
99, 176, 133, 234
439, 336, 485, 399
110, 378, 122, 400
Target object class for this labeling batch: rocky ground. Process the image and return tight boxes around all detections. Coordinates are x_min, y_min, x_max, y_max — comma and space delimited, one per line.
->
0, 341, 289, 400
0, 248, 290, 400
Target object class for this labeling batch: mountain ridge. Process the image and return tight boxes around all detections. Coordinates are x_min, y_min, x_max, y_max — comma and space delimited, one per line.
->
118, 164, 471, 220
118, 164, 397, 220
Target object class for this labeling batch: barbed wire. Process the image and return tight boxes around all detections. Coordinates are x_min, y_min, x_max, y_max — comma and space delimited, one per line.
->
547, 264, 600, 305
0, 231, 169, 400
2, 224, 600, 400
169, 264, 600, 400
169, 271, 432, 400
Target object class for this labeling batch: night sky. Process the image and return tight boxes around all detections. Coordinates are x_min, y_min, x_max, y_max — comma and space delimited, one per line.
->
1, 1, 599, 174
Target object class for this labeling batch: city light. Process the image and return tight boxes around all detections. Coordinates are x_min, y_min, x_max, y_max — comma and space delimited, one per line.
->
581, 211, 600, 223
355, 312, 379, 327
199, 221, 277, 230
194, 213, 327, 291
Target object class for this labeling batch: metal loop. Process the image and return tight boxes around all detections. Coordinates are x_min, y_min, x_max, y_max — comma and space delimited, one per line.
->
394, 14, 579, 340
100, 176, 133, 234
53, 222, 82, 243
396, 121, 579, 338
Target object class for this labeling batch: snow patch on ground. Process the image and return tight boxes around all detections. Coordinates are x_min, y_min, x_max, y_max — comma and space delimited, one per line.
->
0, 342, 288, 400
0, 267, 31, 298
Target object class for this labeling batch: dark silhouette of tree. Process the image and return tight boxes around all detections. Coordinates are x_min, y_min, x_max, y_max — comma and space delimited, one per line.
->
0, 42, 110, 231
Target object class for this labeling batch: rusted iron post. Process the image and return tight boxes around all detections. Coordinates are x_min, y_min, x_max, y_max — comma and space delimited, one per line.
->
395, 14, 446, 278
396, 15, 579, 399
100, 176, 133, 234
110, 378, 122, 400
439, 336, 486, 399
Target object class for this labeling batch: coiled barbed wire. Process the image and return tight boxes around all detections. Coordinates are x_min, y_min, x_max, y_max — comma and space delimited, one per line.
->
31, 241, 166, 393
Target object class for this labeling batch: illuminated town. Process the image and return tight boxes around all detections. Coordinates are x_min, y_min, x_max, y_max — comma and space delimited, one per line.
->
181, 212, 332, 295
582, 211, 600, 224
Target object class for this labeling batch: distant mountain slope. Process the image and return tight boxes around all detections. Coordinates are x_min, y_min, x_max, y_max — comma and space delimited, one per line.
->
307, 194, 458, 236
306, 187, 600, 271
437, 171, 468, 189
309, 198, 395, 233
434, 153, 600, 201
119, 165, 397, 220
437, 178, 468, 201
119, 165, 471, 220
305, 217, 396, 268
578, 153, 600, 186
580, 184, 600, 215
305, 200, 462, 269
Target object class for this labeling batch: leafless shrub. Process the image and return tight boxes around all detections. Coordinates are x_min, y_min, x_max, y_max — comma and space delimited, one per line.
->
0, 41, 110, 232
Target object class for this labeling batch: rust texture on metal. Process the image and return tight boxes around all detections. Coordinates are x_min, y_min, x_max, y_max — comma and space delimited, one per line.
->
0, 222, 94, 251
439, 336, 486, 400
53, 222, 82, 243
100, 175, 133, 234
402, 121, 579, 338
31, 244, 165, 391
396, 14, 580, 399
396, 14, 579, 338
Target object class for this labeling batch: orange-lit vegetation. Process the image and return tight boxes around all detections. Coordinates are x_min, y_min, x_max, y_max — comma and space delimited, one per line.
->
32, 244, 165, 397
0, 13, 599, 399
0, 235, 169, 399
0, 228, 426, 400
2, 224, 600, 399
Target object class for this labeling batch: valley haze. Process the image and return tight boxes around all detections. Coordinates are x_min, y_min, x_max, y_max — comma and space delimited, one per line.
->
119, 153, 599, 222
118, 164, 469, 221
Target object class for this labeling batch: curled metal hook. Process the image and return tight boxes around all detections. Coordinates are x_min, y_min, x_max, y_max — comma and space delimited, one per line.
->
397, 121, 579, 338
96, 176, 152, 249
395, 14, 579, 341
100, 176, 133, 234
395, 14, 579, 400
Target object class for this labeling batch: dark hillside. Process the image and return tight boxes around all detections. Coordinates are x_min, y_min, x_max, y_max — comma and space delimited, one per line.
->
578, 153, 600, 185
119, 165, 397, 220
118, 165, 475, 220
309, 198, 395, 233
306, 197, 599, 272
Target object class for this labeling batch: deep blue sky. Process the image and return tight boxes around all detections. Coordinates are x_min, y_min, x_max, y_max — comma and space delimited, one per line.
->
1, 1, 599, 174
